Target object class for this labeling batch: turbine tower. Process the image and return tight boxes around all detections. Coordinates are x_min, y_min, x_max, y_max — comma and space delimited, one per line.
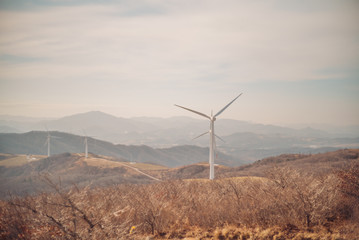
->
84, 136, 88, 158
175, 93, 242, 180
82, 130, 95, 159
44, 129, 60, 157
45, 132, 51, 157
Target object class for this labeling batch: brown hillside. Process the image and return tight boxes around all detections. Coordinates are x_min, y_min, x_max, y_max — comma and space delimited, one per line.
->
0, 153, 163, 197
219, 148, 359, 178
154, 149, 359, 180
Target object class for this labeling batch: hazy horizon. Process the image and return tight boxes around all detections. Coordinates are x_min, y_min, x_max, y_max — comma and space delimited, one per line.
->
1, 110, 359, 131
1, 0, 358, 126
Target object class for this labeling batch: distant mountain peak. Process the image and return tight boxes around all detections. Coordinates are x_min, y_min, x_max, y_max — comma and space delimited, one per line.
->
60, 111, 119, 119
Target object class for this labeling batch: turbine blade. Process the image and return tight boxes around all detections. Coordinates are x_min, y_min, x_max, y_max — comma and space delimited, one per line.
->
174, 104, 210, 119
214, 93, 242, 118
43, 139, 48, 147
192, 131, 209, 140
215, 134, 225, 143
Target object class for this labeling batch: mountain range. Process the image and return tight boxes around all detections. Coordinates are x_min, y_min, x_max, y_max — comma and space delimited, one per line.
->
0, 131, 239, 167
0, 111, 358, 163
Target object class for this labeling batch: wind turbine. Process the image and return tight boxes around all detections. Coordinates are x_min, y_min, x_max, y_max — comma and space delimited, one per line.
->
82, 131, 95, 159
84, 136, 89, 158
44, 131, 60, 157
45, 132, 51, 157
175, 93, 242, 180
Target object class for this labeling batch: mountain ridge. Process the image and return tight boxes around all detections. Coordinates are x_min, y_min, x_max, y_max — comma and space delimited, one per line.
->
2, 110, 357, 138
0, 131, 241, 167
0, 111, 358, 162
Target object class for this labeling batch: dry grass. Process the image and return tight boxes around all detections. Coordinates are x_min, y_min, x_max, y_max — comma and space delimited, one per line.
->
0, 153, 13, 159
82, 156, 167, 171
184, 176, 267, 185
83, 157, 125, 168
209, 225, 343, 240
1, 162, 358, 240
221, 176, 268, 182
126, 162, 168, 171
0, 154, 45, 167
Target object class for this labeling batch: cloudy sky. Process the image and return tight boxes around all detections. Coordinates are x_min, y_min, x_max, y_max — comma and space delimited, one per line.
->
0, 0, 358, 126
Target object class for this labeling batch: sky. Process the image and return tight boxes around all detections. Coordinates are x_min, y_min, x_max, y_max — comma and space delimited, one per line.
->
0, 0, 358, 126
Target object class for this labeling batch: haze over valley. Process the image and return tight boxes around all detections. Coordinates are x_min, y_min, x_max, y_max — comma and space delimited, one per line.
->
1, 111, 358, 164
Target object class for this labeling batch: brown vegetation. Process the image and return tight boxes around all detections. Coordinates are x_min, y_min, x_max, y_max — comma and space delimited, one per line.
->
0, 153, 161, 197
1, 161, 359, 239
218, 149, 359, 178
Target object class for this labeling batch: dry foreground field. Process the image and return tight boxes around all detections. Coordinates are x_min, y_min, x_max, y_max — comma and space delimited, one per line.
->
0, 149, 359, 240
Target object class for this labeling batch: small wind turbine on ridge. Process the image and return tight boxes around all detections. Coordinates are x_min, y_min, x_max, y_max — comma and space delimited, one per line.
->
175, 93, 242, 180
84, 136, 89, 158
44, 128, 60, 157
45, 132, 51, 157
83, 130, 95, 159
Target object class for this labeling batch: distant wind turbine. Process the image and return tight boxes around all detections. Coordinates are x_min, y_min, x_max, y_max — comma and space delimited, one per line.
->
175, 93, 242, 180
45, 132, 51, 157
84, 136, 88, 158
44, 131, 60, 157
82, 131, 95, 159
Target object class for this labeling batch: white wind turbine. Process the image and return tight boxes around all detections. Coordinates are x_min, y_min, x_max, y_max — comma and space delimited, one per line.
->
82, 131, 95, 159
44, 130, 60, 157
84, 136, 89, 158
175, 93, 242, 180
45, 132, 51, 157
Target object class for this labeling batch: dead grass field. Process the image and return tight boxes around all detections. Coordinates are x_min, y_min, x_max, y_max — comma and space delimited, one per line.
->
81, 157, 168, 171
184, 175, 267, 184
77, 153, 168, 171
0, 150, 358, 239
0, 154, 45, 167
125, 162, 168, 171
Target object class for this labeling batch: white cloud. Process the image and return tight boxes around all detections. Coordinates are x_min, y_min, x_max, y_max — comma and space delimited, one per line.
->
1, 1, 358, 83
0, 0, 358, 124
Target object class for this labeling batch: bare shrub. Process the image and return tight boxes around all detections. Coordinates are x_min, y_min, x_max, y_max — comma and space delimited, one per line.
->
337, 162, 359, 206
0, 198, 33, 239
1, 169, 356, 239
264, 167, 341, 228
335, 162, 359, 238
126, 183, 174, 235
0, 175, 133, 239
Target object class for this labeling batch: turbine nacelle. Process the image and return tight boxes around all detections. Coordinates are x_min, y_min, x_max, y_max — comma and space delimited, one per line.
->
210, 110, 217, 121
